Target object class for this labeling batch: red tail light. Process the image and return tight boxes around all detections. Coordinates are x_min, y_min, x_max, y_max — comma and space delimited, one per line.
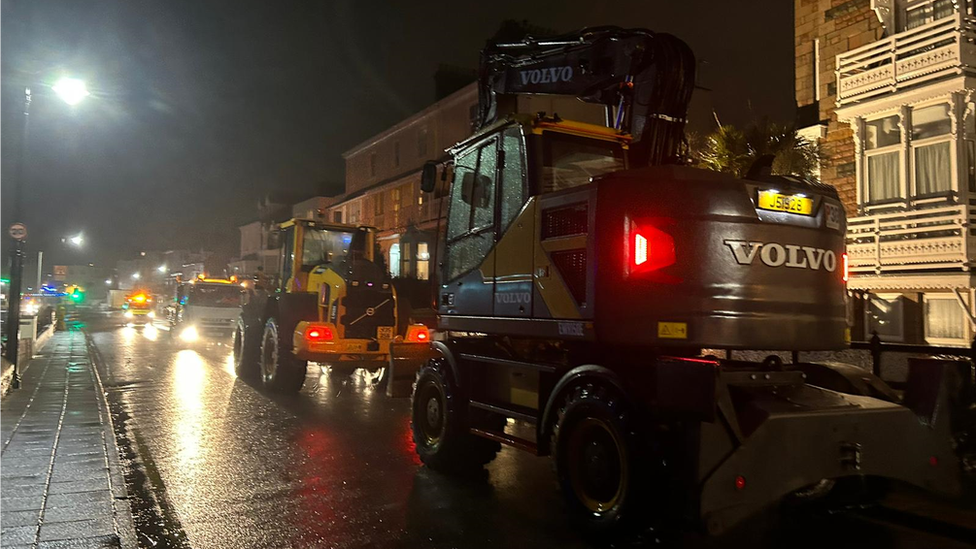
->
305, 325, 334, 342
627, 220, 676, 274
405, 324, 430, 343
842, 252, 849, 283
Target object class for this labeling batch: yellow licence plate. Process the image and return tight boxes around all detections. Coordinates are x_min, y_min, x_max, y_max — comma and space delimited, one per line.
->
757, 191, 813, 215
377, 326, 394, 340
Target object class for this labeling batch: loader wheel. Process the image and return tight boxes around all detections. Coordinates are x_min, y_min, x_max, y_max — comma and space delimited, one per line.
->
551, 383, 639, 532
233, 318, 260, 379
411, 359, 500, 470
260, 317, 307, 393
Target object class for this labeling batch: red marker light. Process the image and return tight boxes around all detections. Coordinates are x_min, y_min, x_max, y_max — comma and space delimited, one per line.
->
635, 234, 648, 266
305, 325, 334, 342
627, 221, 675, 274
734, 475, 746, 491
929, 455, 939, 467
405, 325, 430, 343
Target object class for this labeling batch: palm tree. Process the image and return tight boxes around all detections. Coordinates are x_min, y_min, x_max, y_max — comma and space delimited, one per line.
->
693, 118, 825, 180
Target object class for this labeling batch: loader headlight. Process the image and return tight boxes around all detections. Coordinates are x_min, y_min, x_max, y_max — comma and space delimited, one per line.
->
147, 311, 155, 318
180, 326, 199, 342
124, 310, 134, 318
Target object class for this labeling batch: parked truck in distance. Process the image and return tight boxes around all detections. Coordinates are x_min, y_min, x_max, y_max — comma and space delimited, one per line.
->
169, 275, 243, 342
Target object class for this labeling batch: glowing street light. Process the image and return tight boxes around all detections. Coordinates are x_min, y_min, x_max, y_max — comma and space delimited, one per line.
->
104, 279, 112, 285
157, 265, 167, 273
52, 77, 90, 106
69, 234, 83, 247
132, 273, 141, 280
6, 75, 93, 391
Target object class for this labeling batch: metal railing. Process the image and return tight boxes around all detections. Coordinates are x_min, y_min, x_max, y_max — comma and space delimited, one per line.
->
846, 203, 975, 274
836, 13, 976, 106
851, 332, 976, 382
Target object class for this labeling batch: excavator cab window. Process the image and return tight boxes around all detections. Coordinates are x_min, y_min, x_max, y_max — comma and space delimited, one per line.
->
499, 127, 526, 232
445, 136, 498, 281
540, 132, 625, 193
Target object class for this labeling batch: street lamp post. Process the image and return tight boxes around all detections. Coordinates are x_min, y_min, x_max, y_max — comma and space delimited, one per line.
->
4, 78, 89, 390
4, 87, 33, 388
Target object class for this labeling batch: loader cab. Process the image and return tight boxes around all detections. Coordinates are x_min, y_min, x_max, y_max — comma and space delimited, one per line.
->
275, 219, 378, 293
438, 115, 629, 319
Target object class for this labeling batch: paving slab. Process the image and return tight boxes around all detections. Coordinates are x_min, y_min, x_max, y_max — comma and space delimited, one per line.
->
0, 330, 135, 548
39, 517, 115, 543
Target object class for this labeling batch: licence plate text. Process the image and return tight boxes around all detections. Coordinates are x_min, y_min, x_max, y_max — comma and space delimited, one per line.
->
757, 191, 813, 215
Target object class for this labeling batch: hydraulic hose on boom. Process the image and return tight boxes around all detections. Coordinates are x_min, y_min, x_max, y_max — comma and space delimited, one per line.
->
477, 26, 697, 166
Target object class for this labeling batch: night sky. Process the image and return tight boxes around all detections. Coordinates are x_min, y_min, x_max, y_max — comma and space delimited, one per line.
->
1, 0, 794, 270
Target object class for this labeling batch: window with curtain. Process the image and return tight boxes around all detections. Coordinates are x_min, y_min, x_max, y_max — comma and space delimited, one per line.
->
925, 296, 967, 344
416, 242, 429, 281
867, 151, 901, 201
912, 104, 952, 196
915, 141, 951, 195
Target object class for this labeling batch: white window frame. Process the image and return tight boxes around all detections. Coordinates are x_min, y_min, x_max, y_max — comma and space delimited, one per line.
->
923, 293, 970, 346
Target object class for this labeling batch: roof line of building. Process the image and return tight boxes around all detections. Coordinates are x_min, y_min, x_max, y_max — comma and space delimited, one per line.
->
342, 83, 477, 159
328, 152, 452, 209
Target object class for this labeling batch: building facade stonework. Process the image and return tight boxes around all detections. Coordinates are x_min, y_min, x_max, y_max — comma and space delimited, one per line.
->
796, 0, 884, 215
798, 0, 976, 345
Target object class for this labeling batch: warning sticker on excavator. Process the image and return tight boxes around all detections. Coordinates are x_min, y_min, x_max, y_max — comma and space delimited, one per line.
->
657, 322, 688, 339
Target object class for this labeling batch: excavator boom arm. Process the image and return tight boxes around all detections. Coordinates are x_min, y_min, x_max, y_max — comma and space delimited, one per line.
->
478, 26, 696, 166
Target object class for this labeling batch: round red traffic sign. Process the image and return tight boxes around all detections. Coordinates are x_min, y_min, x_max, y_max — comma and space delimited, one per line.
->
8, 223, 27, 240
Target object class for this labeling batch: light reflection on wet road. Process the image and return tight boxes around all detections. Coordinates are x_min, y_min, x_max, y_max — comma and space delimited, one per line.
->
87, 315, 973, 549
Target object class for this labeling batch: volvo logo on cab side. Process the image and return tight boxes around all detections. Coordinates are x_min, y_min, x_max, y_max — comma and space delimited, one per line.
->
724, 240, 837, 272
519, 66, 574, 85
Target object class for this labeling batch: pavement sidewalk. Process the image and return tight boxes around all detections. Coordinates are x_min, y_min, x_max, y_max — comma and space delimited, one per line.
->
1, 328, 136, 548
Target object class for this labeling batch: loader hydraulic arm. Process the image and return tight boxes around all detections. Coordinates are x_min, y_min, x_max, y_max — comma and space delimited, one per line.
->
477, 26, 697, 167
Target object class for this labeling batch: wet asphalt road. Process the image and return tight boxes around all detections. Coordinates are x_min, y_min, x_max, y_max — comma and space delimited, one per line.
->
83, 312, 974, 549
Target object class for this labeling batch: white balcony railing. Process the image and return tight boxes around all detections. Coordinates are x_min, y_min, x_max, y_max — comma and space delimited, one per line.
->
836, 13, 976, 106
846, 204, 976, 274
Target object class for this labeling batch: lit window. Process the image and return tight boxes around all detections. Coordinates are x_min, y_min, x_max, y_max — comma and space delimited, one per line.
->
924, 294, 968, 345
417, 242, 429, 281
389, 243, 401, 277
